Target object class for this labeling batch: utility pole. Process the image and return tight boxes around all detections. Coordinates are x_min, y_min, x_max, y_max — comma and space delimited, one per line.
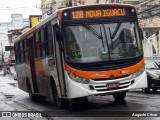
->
1, 43, 6, 76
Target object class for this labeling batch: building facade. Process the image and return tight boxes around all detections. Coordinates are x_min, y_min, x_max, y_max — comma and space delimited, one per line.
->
0, 14, 29, 64
0, 14, 29, 49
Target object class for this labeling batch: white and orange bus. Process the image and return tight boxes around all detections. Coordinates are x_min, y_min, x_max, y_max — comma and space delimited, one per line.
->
14, 4, 147, 108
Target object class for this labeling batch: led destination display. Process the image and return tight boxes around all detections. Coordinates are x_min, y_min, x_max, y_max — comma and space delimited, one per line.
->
62, 5, 137, 21
72, 9, 126, 19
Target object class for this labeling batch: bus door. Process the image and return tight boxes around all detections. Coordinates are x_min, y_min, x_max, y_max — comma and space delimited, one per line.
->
53, 26, 67, 97
28, 37, 39, 93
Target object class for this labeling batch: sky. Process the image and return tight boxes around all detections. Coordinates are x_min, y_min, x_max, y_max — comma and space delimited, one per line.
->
0, 0, 42, 22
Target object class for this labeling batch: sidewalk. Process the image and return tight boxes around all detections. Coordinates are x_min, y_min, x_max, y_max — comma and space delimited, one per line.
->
0, 75, 48, 120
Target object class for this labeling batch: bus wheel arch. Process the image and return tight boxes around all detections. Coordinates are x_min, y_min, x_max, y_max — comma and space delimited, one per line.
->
50, 76, 69, 109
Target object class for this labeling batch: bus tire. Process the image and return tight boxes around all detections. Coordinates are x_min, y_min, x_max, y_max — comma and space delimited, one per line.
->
152, 88, 157, 93
38, 96, 46, 103
51, 80, 69, 109
27, 80, 38, 101
71, 97, 88, 109
142, 88, 150, 93
112, 91, 126, 102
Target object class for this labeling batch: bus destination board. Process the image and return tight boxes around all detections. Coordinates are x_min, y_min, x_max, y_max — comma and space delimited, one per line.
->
72, 9, 126, 19
62, 5, 136, 21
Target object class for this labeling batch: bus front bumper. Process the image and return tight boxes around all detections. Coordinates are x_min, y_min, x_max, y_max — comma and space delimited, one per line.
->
65, 71, 147, 99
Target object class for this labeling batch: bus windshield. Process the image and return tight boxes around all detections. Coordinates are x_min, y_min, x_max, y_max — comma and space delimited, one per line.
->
64, 22, 143, 63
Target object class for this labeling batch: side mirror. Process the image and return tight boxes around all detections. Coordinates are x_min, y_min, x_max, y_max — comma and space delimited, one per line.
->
138, 26, 144, 41
56, 28, 63, 51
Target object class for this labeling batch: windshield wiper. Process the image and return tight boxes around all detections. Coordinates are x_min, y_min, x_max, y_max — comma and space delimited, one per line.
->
82, 22, 103, 39
111, 21, 122, 39
82, 22, 107, 53
108, 27, 114, 49
108, 21, 122, 50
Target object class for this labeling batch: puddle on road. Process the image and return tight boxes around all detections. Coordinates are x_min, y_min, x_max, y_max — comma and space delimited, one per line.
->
4, 94, 14, 99
6, 101, 14, 104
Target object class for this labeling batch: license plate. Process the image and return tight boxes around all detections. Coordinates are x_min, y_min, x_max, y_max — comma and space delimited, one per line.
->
107, 82, 119, 89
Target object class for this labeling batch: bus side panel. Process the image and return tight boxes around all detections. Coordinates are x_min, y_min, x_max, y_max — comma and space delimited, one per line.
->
16, 64, 25, 91
34, 58, 51, 97
16, 63, 32, 93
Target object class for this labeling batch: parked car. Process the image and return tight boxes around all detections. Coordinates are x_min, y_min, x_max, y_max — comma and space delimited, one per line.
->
13, 71, 17, 80
154, 61, 160, 68
10, 66, 17, 80
143, 60, 160, 93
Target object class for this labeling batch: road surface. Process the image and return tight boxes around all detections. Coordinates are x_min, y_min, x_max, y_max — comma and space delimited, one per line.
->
0, 74, 160, 120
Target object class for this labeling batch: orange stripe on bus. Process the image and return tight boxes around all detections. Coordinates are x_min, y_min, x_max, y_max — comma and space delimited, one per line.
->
65, 59, 144, 79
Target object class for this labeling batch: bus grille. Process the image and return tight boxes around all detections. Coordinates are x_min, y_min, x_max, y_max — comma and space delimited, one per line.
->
90, 79, 133, 92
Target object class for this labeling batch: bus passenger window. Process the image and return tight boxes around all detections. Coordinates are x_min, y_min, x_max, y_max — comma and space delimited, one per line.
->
40, 29, 45, 57
35, 32, 41, 58
44, 26, 49, 56
48, 25, 54, 56
23, 40, 26, 61
20, 41, 24, 62
17, 43, 21, 63
15, 44, 18, 63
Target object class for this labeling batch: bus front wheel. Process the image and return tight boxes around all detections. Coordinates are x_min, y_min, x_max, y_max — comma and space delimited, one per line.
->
112, 91, 126, 102
152, 88, 157, 93
142, 88, 150, 93
51, 81, 69, 109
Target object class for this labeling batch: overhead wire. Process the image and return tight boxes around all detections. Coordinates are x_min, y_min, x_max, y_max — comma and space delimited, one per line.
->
136, 0, 160, 19
138, 5, 160, 19
138, 5, 160, 15
0, 6, 37, 11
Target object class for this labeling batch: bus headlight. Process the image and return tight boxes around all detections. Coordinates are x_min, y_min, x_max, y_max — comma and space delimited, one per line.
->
67, 71, 90, 84
132, 65, 145, 78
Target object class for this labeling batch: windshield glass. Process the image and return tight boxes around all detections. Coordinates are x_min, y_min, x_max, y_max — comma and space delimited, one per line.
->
105, 22, 143, 60
63, 22, 143, 63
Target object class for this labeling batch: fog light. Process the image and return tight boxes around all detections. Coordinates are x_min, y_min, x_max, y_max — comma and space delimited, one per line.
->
89, 85, 94, 90
131, 80, 134, 84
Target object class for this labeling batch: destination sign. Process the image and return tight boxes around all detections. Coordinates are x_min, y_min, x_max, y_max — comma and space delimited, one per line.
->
72, 9, 126, 19
62, 5, 137, 21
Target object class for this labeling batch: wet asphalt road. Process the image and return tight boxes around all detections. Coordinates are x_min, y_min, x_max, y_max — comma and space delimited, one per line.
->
0, 75, 160, 120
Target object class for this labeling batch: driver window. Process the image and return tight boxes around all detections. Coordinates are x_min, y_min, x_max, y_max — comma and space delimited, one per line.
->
64, 27, 82, 58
